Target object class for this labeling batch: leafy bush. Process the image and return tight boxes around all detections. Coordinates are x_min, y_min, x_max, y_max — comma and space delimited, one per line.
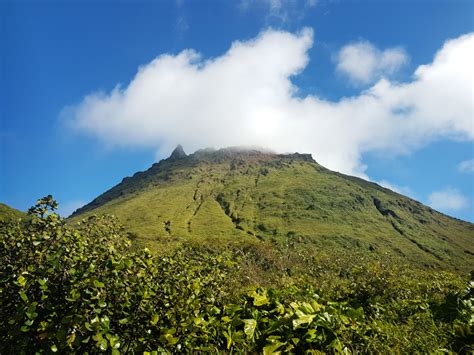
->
0, 196, 232, 353
0, 197, 472, 353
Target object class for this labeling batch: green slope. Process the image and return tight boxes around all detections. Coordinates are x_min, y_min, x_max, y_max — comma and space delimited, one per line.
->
0, 203, 25, 221
71, 147, 474, 273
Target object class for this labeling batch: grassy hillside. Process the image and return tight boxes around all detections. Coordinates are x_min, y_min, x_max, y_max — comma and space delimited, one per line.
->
0, 203, 25, 221
71, 147, 474, 274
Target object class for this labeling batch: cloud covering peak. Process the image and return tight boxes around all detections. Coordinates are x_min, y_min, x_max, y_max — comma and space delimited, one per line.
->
65, 28, 474, 177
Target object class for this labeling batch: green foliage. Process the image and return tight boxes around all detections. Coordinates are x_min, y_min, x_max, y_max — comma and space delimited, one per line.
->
1, 197, 472, 353
218, 289, 371, 353
0, 196, 233, 353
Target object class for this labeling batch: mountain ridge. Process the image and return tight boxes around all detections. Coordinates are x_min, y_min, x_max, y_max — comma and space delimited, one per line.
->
70, 145, 474, 273
71, 146, 318, 216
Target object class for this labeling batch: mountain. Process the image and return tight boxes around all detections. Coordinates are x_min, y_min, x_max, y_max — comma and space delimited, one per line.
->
71, 146, 474, 273
0, 203, 25, 221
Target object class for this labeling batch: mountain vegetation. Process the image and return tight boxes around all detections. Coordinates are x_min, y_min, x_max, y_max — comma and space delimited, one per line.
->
71, 146, 473, 275
1, 147, 473, 353
0, 203, 25, 221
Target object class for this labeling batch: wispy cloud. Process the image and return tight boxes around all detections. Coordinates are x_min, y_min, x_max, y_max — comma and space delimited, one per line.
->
336, 40, 408, 85
174, 0, 189, 34
239, 0, 317, 23
428, 187, 469, 211
176, 15, 189, 33
458, 159, 474, 173
64, 29, 474, 178
376, 180, 413, 197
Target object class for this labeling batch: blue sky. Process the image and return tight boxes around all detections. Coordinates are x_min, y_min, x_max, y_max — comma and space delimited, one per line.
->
1, 0, 473, 221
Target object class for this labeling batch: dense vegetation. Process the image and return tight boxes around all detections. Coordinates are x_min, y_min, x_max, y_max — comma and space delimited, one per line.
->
1, 197, 473, 353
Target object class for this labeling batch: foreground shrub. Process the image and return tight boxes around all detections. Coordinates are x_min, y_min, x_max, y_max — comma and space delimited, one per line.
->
0, 196, 232, 353
0, 197, 472, 353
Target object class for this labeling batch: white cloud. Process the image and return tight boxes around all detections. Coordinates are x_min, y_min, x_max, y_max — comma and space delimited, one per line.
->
336, 40, 408, 84
458, 159, 474, 173
376, 180, 413, 196
428, 187, 469, 211
65, 28, 474, 178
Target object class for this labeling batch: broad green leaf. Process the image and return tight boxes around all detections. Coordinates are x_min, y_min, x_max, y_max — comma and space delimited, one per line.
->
94, 280, 105, 288
150, 313, 159, 325
161, 333, 179, 345
17, 275, 26, 287
263, 341, 285, 355
19, 291, 28, 302
249, 290, 269, 307
243, 319, 257, 338
292, 313, 315, 329
223, 331, 232, 350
